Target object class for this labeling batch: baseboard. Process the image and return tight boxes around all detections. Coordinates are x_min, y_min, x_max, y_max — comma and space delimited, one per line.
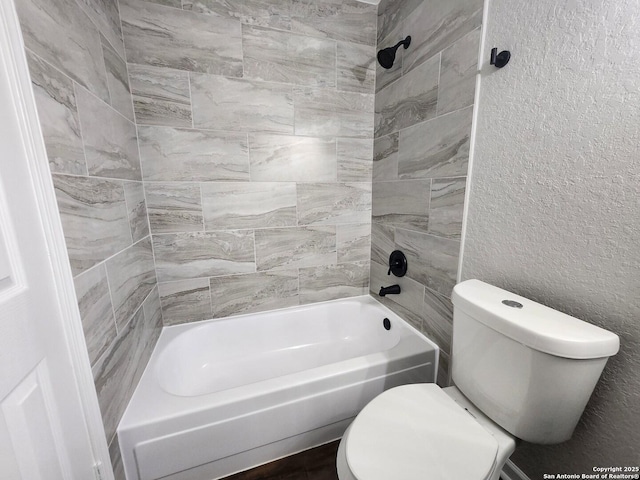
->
502, 459, 533, 480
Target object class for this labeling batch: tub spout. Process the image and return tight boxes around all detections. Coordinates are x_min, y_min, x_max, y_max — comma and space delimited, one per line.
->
379, 285, 401, 297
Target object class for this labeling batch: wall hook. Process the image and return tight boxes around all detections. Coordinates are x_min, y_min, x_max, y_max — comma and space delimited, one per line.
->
490, 48, 511, 68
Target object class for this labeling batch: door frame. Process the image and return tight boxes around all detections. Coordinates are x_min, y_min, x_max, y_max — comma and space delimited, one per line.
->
0, 0, 114, 478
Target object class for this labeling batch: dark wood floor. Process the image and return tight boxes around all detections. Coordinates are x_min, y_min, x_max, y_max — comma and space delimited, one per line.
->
221, 441, 340, 480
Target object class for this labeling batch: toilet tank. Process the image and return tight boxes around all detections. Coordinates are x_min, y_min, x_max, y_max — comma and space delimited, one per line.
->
451, 280, 619, 444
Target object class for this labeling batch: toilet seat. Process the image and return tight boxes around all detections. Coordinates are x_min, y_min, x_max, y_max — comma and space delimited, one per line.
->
344, 384, 499, 480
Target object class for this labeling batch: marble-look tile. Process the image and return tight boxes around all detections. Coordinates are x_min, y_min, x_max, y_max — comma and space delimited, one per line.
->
120, 1, 243, 76
336, 41, 375, 94
377, 0, 422, 44
429, 177, 467, 239
297, 183, 371, 226
191, 74, 294, 133
249, 134, 336, 182
73, 264, 117, 365
372, 180, 430, 232
153, 231, 256, 282
140, 286, 163, 359
375, 54, 439, 138
128, 64, 192, 128
123, 181, 149, 243
144, 183, 203, 234
291, 0, 376, 46
370, 260, 424, 331
138, 126, 249, 181
394, 228, 460, 296
183, 0, 292, 30
76, 0, 126, 59
337, 223, 371, 263
109, 435, 125, 480
437, 28, 480, 116
26, 52, 86, 175
373, 133, 398, 181
423, 287, 453, 355
437, 349, 451, 387
143, 0, 181, 7
106, 237, 157, 330
101, 35, 134, 122
201, 182, 297, 230
294, 86, 374, 138
158, 278, 211, 325
243, 25, 336, 87
17, 0, 110, 102
370, 221, 395, 266
398, 106, 472, 179
75, 86, 141, 180
403, 0, 483, 75
337, 138, 373, 182
53, 174, 131, 275
300, 262, 368, 304
210, 270, 299, 318
375, 23, 404, 93
255, 226, 336, 271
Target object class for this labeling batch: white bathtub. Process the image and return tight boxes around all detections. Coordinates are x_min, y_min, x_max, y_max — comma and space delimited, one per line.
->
118, 295, 438, 480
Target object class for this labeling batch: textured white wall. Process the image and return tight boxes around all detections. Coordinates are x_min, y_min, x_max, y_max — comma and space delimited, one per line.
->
462, 0, 640, 475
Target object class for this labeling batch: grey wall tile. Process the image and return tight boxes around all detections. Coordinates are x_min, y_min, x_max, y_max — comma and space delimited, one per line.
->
53, 174, 131, 275
141, 286, 163, 352
373, 133, 398, 181
242, 24, 336, 87
255, 226, 336, 271
375, 23, 404, 93
145, 182, 203, 234
377, 0, 422, 44
300, 262, 369, 303
105, 237, 157, 330
370, 221, 395, 266
294, 86, 374, 138
101, 34, 135, 122
337, 223, 371, 264
128, 64, 192, 128
143, 0, 181, 7
138, 126, 249, 181
402, 0, 483, 75
398, 106, 472, 179
191, 74, 294, 133
337, 137, 373, 182
120, 1, 243, 76
159, 278, 212, 325
76, 0, 126, 59
76, 86, 141, 180
123, 181, 150, 242
423, 287, 453, 355
429, 177, 466, 239
109, 435, 125, 480
375, 54, 439, 137
394, 228, 460, 296
337, 41, 376, 94
372, 180, 430, 232
17, 0, 110, 102
183, 0, 292, 30
26, 52, 87, 176
437, 28, 480, 116
153, 231, 256, 282
210, 270, 299, 318
73, 264, 117, 365
249, 134, 336, 182
202, 182, 297, 230
297, 183, 371, 226
291, 0, 376, 46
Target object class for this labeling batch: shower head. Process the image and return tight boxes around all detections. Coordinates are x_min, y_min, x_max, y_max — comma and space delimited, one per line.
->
377, 36, 411, 69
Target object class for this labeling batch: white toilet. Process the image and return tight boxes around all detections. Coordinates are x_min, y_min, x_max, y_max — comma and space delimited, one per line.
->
337, 279, 620, 480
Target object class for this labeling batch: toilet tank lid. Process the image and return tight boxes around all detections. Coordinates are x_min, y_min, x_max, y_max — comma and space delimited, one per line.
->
452, 280, 620, 359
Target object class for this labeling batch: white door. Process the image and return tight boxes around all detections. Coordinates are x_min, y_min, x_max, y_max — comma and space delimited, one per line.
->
0, 0, 110, 478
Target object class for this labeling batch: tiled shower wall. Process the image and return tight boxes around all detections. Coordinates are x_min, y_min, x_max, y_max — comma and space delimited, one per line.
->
15, 0, 160, 468
371, 0, 482, 384
118, 0, 377, 325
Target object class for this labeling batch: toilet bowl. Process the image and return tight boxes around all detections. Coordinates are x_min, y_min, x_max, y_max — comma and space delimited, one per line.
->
337, 384, 515, 480
337, 279, 620, 480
